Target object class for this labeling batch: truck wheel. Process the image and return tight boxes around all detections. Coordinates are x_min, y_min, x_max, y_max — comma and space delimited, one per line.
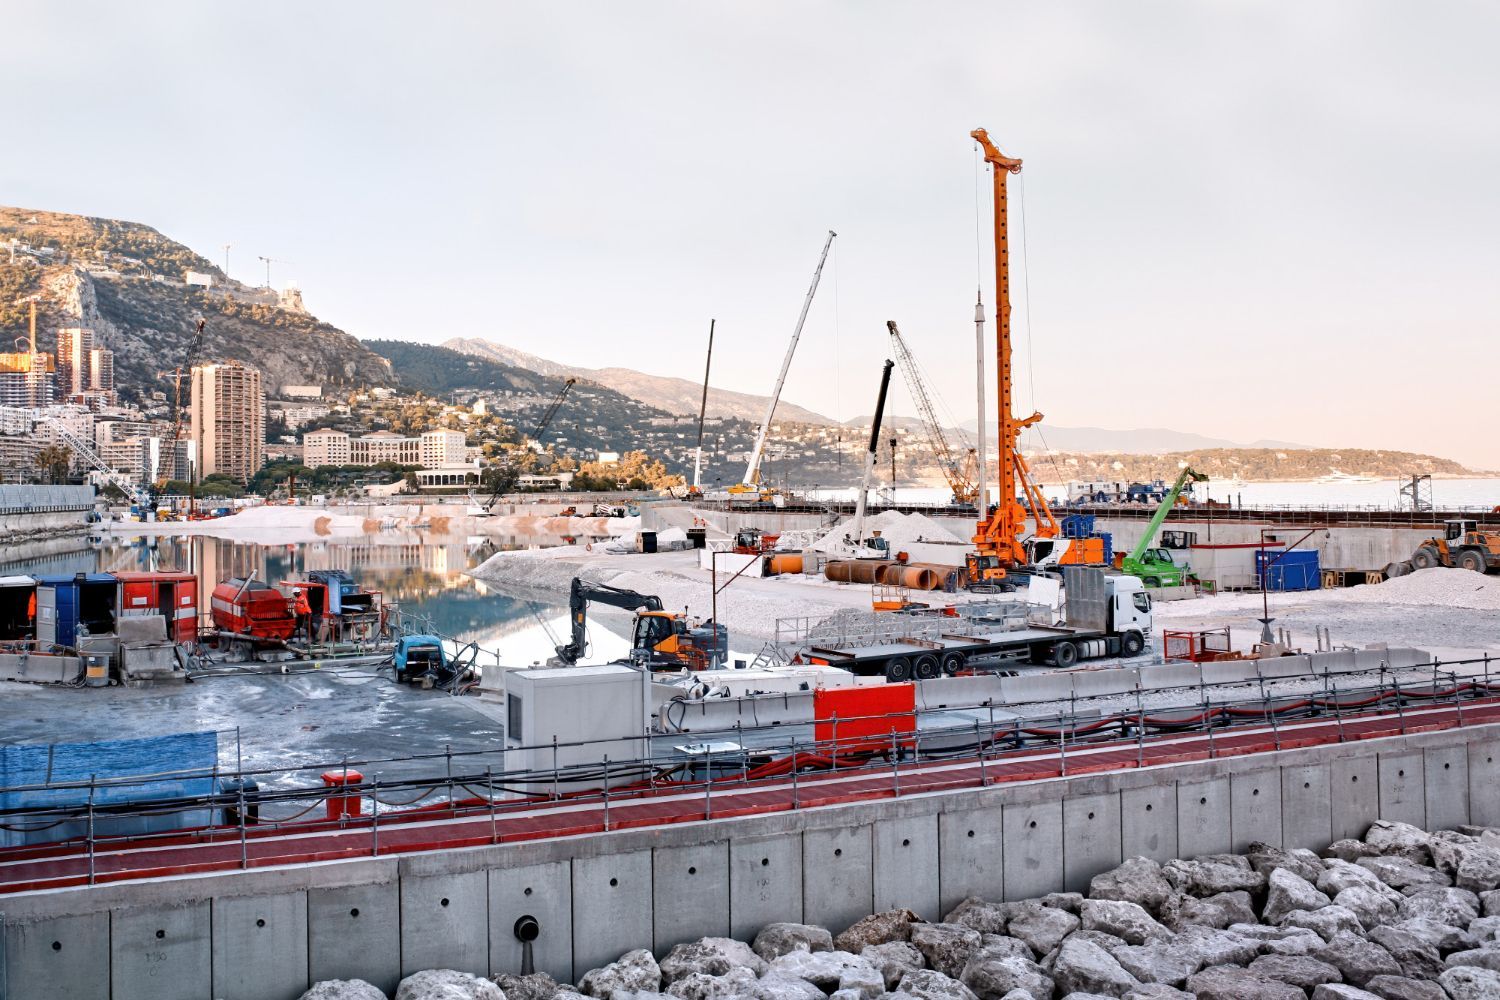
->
1052, 641, 1079, 668
1412, 546, 1440, 570
941, 652, 965, 675
1121, 630, 1145, 657
886, 657, 913, 682
1459, 549, 1487, 573
914, 654, 940, 680
1142, 577, 1160, 589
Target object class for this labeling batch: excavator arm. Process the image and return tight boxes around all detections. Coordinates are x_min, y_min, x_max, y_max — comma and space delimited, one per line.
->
554, 577, 664, 665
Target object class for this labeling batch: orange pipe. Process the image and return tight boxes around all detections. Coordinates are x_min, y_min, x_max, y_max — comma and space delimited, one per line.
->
766, 554, 804, 575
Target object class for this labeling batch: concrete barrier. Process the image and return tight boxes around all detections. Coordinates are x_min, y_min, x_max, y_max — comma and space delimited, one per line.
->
6, 723, 1500, 999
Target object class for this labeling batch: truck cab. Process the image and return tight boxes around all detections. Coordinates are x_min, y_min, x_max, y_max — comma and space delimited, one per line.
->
1107, 575, 1153, 636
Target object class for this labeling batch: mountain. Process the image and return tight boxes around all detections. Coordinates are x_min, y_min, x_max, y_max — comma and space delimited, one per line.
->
0, 206, 393, 398
443, 336, 837, 425
954, 421, 1313, 454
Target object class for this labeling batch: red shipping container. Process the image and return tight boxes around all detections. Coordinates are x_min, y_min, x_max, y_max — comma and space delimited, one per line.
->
114, 571, 199, 643
814, 683, 916, 754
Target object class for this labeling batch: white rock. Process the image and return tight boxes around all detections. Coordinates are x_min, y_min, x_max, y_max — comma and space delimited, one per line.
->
395, 970, 506, 1000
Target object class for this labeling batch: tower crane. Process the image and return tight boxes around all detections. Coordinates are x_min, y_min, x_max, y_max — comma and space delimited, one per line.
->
886, 321, 977, 506
256, 256, 291, 288
155, 318, 207, 488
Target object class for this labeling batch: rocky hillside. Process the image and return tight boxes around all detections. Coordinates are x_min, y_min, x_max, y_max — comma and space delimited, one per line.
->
0, 206, 393, 399
444, 336, 837, 425
1029, 448, 1478, 485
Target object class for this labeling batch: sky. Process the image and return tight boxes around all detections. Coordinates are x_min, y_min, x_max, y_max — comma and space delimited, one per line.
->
5, 2, 1500, 467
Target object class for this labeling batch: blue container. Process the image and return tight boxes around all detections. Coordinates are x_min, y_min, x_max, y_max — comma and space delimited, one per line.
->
33, 573, 116, 648
1099, 532, 1113, 566
1256, 550, 1321, 591
1061, 514, 1096, 539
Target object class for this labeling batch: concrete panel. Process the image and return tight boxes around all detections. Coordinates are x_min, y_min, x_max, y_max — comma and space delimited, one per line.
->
1230, 769, 1283, 852
1120, 785, 1177, 864
111, 901, 211, 1000
1137, 664, 1202, 690
1331, 755, 1380, 841
572, 849, 654, 977
211, 891, 308, 1000
491, 861, 573, 984
1062, 793, 1122, 893
803, 825, 874, 935
400, 871, 489, 979
1281, 763, 1333, 851
729, 834, 802, 941
1470, 740, 1500, 827
1377, 752, 1426, 829
654, 841, 730, 954
1177, 778, 1231, 858
873, 814, 940, 920
937, 806, 1004, 915
308, 880, 400, 996
1002, 800, 1064, 900
1071, 669, 1139, 699
2, 912, 109, 1000
1424, 745, 1469, 833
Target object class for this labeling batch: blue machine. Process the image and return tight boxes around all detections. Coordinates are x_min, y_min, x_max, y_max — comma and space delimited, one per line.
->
394, 634, 450, 685
1257, 550, 1322, 592
34, 573, 117, 648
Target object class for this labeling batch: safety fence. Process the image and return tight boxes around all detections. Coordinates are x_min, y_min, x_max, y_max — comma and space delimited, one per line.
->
3, 653, 1500, 891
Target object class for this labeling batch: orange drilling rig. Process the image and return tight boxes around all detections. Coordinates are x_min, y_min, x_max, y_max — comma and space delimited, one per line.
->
966, 129, 1104, 587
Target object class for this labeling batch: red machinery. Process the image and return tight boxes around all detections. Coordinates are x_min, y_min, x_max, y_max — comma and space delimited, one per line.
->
114, 571, 199, 643
210, 578, 296, 642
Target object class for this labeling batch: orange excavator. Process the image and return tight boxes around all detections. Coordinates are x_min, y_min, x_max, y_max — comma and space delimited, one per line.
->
966, 129, 1104, 587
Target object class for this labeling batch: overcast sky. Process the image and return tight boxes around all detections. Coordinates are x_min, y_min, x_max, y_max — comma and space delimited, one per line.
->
6, 2, 1499, 467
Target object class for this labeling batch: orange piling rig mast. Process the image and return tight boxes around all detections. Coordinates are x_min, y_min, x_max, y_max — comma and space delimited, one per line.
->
967, 128, 1059, 586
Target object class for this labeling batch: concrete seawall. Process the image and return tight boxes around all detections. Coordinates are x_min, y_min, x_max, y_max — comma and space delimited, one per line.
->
4, 721, 1500, 999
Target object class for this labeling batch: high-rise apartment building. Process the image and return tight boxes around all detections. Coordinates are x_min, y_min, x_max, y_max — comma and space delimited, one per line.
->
88, 348, 114, 397
190, 362, 265, 484
54, 327, 115, 401
0, 353, 56, 407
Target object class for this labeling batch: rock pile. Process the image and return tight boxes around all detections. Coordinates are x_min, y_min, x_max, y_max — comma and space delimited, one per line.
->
299, 820, 1500, 1000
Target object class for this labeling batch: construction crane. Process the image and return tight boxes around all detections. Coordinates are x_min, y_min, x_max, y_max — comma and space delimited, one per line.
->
966, 129, 1065, 587
887, 321, 977, 506
1121, 467, 1208, 587
256, 256, 290, 288
727, 230, 837, 503
842, 357, 895, 559
690, 319, 715, 495
155, 318, 207, 487
483, 377, 576, 509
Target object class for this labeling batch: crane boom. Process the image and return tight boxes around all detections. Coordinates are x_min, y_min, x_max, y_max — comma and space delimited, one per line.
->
693, 320, 715, 490
851, 357, 895, 548
530, 377, 576, 442
742, 230, 836, 487
1125, 467, 1208, 565
887, 321, 976, 505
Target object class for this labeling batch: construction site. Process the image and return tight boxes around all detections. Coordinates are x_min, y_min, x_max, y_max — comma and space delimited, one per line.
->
5, 116, 1500, 1000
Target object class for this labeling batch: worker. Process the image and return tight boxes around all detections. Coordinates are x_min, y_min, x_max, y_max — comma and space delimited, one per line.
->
293, 588, 312, 645
26, 589, 36, 637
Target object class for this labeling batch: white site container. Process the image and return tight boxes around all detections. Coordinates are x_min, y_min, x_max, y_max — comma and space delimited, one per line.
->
504, 663, 650, 794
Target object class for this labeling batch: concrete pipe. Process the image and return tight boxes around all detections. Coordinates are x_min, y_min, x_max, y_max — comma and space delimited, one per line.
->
825, 560, 883, 584
766, 554, 804, 576
889, 566, 941, 590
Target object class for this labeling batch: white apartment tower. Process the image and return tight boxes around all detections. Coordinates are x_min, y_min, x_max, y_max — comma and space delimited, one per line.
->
190, 361, 266, 483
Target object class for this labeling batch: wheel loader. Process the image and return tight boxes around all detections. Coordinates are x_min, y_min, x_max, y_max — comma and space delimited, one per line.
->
1410, 520, 1500, 574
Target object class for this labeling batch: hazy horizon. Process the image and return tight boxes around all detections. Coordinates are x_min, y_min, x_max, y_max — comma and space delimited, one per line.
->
5, 2, 1497, 467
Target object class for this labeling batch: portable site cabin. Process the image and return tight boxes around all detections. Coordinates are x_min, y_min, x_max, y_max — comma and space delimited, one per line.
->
0, 576, 36, 643
113, 571, 199, 643
34, 573, 117, 649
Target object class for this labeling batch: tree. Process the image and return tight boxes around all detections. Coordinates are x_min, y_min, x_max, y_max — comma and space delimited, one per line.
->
33, 444, 72, 484
481, 464, 519, 496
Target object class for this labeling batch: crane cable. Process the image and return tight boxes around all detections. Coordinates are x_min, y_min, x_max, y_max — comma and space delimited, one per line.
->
832, 235, 842, 472
1016, 171, 1069, 493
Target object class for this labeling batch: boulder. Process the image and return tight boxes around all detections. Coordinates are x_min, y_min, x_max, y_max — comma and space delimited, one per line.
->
396, 971, 506, 1000
1225, 923, 1324, 957
753, 924, 833, 962
1310, 986, 1385, 1000
1325, 839, 1383, 863
660, 939, 767, 984
1467, 916, 1500, 943
1042, 892, 1085, 915
1121, 987, 1192, 1000
1161, 855, 1263, 897
1313, 932, 1402, 987
1389, 917, 1476, 954
1108, 941, 1201, 987
1361, 975, 1446, 1000
493, 974, 562, 1000
957, 951, 1053, 1000
1319, 859, 1395, 898
910, 923, 983, 979
666, 968, 758, 1000
1264, 868, 1333, 923
1248, 953, 1344, 991
976, 936, 1033, 961
1437, 965, 1500, 1000
1364, 821, 1433, 864
1281, 904, 1366, 942
1173, 925, 1260, 967
1456, 846, 1500, 893
1426, 832, 1478, 877
1483, 889, 1500, 917
578, 951, 663, 998
300, 983, 389, 1000
826, 991, 863, 1000
860, 941, 925, 990
1355, 857, 1451, 892
1183, 965, 1304, 1000
836, 961, 886, 1000
1396, 888, 1480, 926
1444, 948, 1500, 974
1158, 890, 1255, 930
1335, 885, 1399, 930
943, 898, 1010, 935
1078, 900, 1173, 945
834, 910, 923, 952
746, 973, 826, 1000
894, 969, 978, 1000
1005, 906, 1078, 957
767, 951, 877, 993
1247, 843, 1326, 884
1088, 858, 1174, 913
1365, 926, 1443, 981
1050, 938, 1140, 998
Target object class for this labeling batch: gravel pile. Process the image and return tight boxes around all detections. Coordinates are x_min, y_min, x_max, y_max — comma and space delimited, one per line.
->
296, 819, 1500, 1000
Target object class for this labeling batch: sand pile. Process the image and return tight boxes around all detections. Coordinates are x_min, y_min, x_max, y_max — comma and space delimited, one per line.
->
812, 510, 963, 552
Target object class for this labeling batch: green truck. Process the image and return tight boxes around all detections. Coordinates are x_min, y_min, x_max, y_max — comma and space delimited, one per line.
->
1120, 467, 1207, 587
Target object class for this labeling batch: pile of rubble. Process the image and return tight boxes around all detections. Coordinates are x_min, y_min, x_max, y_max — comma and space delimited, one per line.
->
300, 819, 1500, 999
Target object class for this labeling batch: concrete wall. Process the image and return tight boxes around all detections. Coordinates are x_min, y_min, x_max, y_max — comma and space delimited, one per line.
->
1094, 517, 1434, 576
5, 723, 1500, 1000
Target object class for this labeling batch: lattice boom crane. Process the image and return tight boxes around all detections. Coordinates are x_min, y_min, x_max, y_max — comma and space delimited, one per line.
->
887, 321, 977, 506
